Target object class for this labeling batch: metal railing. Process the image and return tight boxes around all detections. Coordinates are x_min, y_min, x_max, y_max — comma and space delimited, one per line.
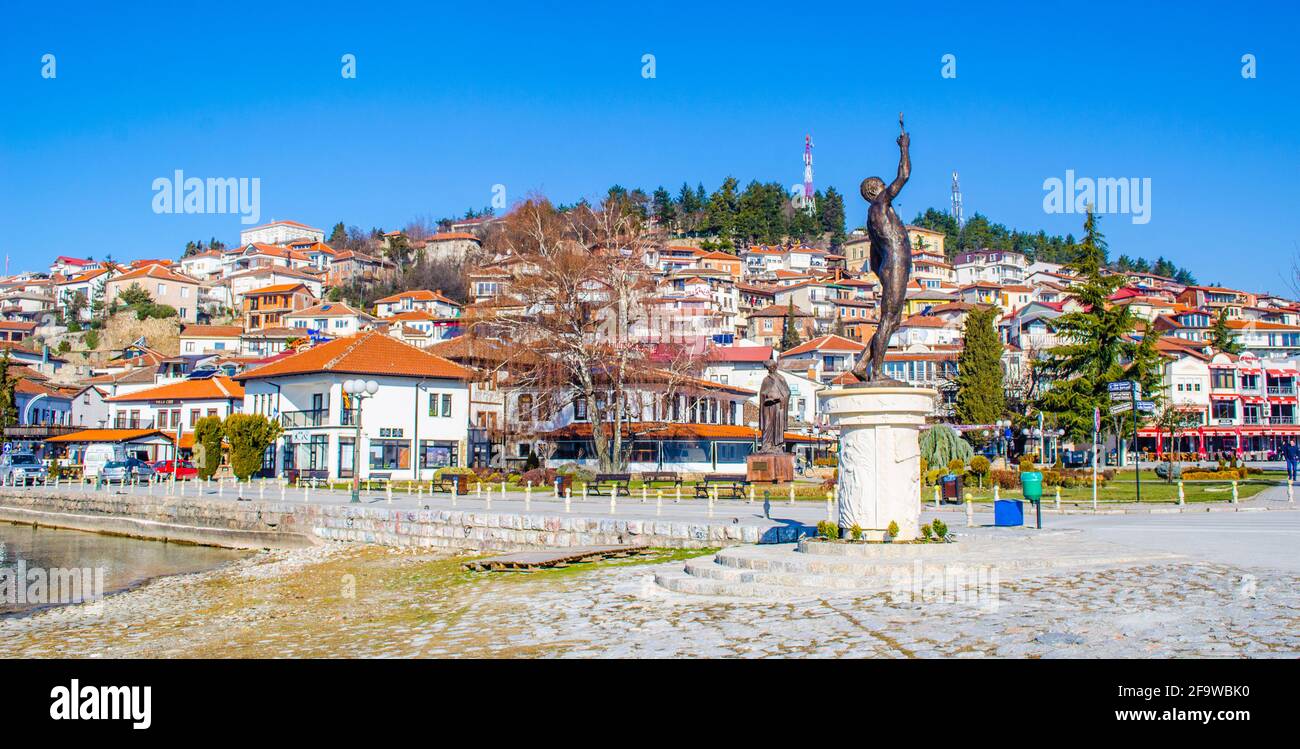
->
280, 409, 329, 429
1267, 385, 1295, 396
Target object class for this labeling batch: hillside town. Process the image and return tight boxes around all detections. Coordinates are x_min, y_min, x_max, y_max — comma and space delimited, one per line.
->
0, 198, 1295, 484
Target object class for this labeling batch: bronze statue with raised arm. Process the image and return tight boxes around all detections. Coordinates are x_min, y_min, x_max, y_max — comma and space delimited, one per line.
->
850, 114, 912, 383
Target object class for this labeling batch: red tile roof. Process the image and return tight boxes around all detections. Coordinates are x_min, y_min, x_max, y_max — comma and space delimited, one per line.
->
234, 331, 472, 381
106, 376, 244, 403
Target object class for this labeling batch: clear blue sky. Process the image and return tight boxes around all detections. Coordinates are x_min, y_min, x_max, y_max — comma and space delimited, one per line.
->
2, 1, 1297, 293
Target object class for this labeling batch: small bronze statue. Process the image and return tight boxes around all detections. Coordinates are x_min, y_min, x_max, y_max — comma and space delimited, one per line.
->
849, 113, 912, 383
757, 359, 790, 453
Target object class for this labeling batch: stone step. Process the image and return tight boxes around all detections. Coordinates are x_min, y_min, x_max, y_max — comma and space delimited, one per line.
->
652, 566, 814, 600
682, 556, 887, 591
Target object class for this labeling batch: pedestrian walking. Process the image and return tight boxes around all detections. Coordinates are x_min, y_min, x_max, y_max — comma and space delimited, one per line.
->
1286, 438, 1299, 482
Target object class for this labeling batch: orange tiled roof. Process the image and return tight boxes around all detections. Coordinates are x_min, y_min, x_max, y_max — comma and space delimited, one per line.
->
181, 324, 244, 338
45, 428, 171, 444
108, 263, 200, 286
780, 334, 867, 357
106, 376, 244, 403
234, 331, 472, 381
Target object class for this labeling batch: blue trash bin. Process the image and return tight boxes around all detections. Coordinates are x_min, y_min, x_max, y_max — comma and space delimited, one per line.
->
994, 499, 1024, 527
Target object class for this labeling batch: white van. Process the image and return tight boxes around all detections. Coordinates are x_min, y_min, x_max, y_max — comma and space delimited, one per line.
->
83, 444, 125, 478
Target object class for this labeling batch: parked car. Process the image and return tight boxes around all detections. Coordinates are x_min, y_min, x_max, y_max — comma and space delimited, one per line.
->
153, 459, 198, 480
0, 453, 47, 485
100, 458, 157, 483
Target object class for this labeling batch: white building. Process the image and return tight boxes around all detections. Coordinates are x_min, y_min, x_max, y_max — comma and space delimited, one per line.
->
239, 220, 325, 247
235, 331, 473, 481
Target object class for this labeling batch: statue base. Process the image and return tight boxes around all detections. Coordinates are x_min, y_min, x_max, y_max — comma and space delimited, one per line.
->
821, 385, 937, 540
746, 453, 794, 484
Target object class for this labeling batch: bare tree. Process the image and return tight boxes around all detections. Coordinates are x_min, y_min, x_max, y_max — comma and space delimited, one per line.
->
478, 195, 705, 471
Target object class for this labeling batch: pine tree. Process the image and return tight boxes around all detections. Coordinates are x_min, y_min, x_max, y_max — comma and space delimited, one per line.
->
1209, 308, 1242, 354
955, 306, 1006, 424
1034, 209, 1135, 439
780, 301, 802, 351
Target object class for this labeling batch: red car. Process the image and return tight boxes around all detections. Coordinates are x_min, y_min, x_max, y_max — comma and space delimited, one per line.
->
152, 459, 198, 479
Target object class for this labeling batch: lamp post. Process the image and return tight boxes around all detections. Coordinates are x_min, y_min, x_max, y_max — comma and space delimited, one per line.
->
343, 378, 379, 504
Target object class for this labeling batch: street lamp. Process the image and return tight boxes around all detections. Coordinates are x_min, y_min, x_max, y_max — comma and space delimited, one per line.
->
343, 378, 379, 504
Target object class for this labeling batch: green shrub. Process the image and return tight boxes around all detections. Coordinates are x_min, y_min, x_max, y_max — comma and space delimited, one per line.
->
849, 523, 863, 541
931, 518, 948, 539
813, 455, 838, 467
947, 458, 965, 472
920, 424, 973, 468
193, 416, 224, 480
886, 520, 899, 538
1018, 455, 1036, 472
920, 523, 933, 541
969, 455, 990, 479
925, 468, 945, 486
223, 413, 281, 480
817, 520, 840, 540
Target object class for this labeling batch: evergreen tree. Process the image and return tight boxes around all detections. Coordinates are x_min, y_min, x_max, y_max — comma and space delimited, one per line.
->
651, 186, 675, 232
193, 416, 224, 480
0, 351, 17, 437
1209, 308, 1243, 354
779, 301, 801, 351
819, 186, 847, 249
1034, 209, 1135, 440
706, 177, 740, 244
954, 306, 1006, 424
328, 222, 348, 246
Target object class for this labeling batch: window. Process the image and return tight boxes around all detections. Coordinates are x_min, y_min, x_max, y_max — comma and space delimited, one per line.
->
157, 283, 167, 296
369, 440, 410, 470
574, 397, 588, 421
180, 287, 189, 299
338, 437, 355, 478
441, 394, 452, 418
190, 409, 200, 426
420, 441, 457, 469
428, 392, 439, 417
715, 441, 753, 465
662, 440, 709, 464
517, 394, 533, 421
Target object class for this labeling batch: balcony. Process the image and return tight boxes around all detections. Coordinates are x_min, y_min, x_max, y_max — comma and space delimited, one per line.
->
281, 409, 329, 429
1269, 416, 1297, 425
112, 417, 160, 430
1267, 385, 1295, 396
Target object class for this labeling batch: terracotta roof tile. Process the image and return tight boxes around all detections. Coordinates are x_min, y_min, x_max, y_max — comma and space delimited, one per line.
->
235, 331, 472, 381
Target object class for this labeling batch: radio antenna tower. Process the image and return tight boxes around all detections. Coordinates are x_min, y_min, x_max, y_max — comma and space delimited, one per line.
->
802, 135, 816, 215
950, 171, 964, 228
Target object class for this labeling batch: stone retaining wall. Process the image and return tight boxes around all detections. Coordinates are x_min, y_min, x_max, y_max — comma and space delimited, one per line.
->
0, 491, 781, 551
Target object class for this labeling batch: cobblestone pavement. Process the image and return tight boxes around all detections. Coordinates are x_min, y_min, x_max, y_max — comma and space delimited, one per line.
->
3, 536, 1296, 658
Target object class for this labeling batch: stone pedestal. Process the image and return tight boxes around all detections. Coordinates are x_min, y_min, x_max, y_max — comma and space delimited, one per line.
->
821, 386, 937, 541
746, 452, 794, 483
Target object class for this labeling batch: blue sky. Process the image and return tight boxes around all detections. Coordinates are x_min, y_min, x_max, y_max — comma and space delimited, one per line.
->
2, 0, 1297, 293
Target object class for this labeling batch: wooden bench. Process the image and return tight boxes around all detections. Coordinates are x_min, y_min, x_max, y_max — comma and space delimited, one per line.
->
637, 471, 682, 488
364, 472, 393, 491
430, 474, 471, 493
694, 473, 749, 500
589, 473, 631, 497
290, 469, 329, 488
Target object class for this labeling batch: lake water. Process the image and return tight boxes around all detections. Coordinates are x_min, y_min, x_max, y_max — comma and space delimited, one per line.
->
0, 522, 249, 616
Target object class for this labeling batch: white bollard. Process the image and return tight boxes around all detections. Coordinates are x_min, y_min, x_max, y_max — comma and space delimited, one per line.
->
1055, 486, 1061, 511
826, 490, 835, 522
933, 485, 940, 508
280, 482, 286, 501
641, 485, 648, 504
1177, 480, 1185, 506
609, 493, 616, 514
656, 489, 663, 516
525, 481, 532, 510
475, 482, 481, 499
789, 484, 795, 506
582, 483, 588, 500
304, 483, 310, 503
485, 484, 491, 509
386, 483, 393, 504
1232, 480, 1239, 505
994, 485, 1000, 502
218, 479, 224, 498
500, 481, 506, 498
675, 485, 681, 504
1290, 479, 1295, 504
554, 480, 559, 498
260, 481, 265, 500
748, 485, 755, 504
564, 487, 571, 512
966, 495, 975, 527
708, 488, 716, 517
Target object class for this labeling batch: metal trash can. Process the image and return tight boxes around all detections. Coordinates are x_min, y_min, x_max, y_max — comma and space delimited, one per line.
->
994, 499, 1024, 526
1020, 471, 1043, 503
